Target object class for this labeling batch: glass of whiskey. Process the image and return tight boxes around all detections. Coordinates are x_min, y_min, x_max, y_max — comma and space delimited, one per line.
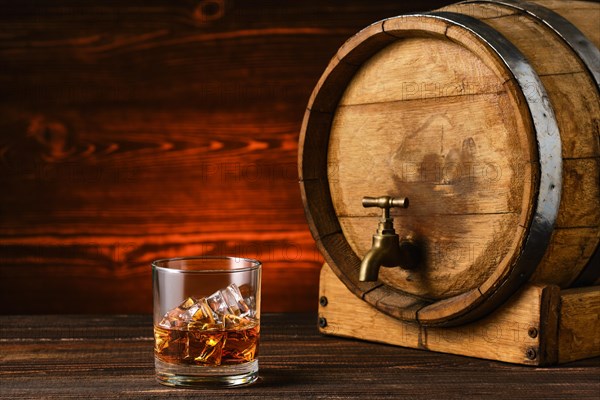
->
152, 257, 261, 387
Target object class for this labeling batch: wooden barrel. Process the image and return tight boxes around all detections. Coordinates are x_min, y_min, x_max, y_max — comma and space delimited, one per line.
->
299, 0, 600, 326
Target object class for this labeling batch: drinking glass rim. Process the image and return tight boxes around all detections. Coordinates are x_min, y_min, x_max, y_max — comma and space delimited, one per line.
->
152, 256, 261, 274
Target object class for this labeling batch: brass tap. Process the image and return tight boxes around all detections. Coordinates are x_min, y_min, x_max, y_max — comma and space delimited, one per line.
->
359, 196, 415, 282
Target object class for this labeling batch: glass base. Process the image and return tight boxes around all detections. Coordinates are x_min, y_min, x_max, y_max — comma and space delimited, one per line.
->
155, 358, 258, 388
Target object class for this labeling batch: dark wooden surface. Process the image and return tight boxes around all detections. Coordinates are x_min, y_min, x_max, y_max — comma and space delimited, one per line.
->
1, 314, 599, 399
0, 0, 454, 314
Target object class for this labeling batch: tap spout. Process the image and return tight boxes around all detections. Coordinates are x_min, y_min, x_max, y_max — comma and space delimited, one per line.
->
358, 196, 415, 282
359, 233, 402, 281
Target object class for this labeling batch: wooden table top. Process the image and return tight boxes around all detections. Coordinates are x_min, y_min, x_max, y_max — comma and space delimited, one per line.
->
1, 314, 598, 399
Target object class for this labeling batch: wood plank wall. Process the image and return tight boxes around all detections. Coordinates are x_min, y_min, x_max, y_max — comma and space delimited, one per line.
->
0, 0, 452, 313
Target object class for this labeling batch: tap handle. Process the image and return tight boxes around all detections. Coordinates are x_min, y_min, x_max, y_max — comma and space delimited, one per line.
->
362, 196, 409, 209
362, 196, 409, 220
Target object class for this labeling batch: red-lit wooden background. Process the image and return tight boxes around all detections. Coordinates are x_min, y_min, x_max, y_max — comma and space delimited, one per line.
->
0, 0, 451, 314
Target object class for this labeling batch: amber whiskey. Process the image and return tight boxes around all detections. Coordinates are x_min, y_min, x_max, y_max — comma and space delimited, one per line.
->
154, 319, 259, 366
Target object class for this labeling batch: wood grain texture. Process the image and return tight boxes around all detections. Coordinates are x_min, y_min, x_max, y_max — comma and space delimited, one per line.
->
319, 263, 557, 365
0, 0, 456, 313
531, 0, 600, 47
330, 89, 533, 299
1, 313, 599, 399
558, 286, 600, 363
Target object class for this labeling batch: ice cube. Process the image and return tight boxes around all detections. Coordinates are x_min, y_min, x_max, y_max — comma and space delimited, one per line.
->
243, 295, 256, 317
237, 283, 252, 298
236, 284, 256, 318
206, 290, 229, 318
206, 283, 252, 319
158, 284, 254, 331
184, 299, 224, 330
178, 296, 196, 310
223, 314, 254, 330
224, 283, 251, 316
158, 296, 198, 329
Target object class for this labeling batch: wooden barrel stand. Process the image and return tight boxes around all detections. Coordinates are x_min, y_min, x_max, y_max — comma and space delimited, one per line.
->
301, 0, 600, 365
319, 263, 599, 365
